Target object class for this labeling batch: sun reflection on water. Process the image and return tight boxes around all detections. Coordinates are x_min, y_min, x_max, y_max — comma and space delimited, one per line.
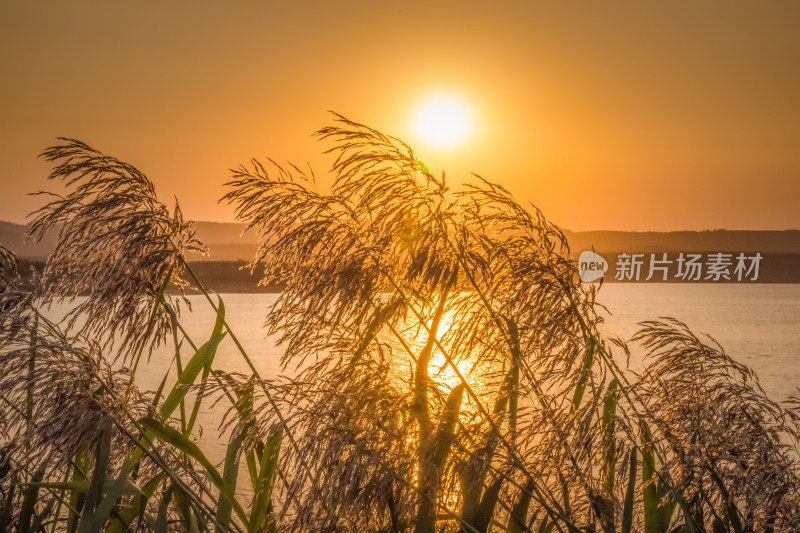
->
382, 306, 501, 419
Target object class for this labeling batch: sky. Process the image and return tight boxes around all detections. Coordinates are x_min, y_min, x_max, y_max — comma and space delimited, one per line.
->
1, 1, 799, 231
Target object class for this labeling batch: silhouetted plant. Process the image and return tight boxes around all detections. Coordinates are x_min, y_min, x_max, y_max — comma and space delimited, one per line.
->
0, 116, 798, 532
29, 139, 205, 361
225, 115, 800, 532
1, 141, 282, 531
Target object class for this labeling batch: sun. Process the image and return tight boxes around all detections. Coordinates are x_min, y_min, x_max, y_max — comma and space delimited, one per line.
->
411, 93, 473, 148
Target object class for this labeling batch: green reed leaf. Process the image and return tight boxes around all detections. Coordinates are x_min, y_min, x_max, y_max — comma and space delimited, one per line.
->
537, 518, 555, 533
139, 417, 247, 524
66, 452, 88, 533
77, 426, 113, 533
155, 485, 173, 533
640, 421, 659, 533
172, 482, 200, 533
162, 299, 226, 421
249, 429, 283, 533
621, 447, 637, 533
506, 481, 535, 533
216, 432, 244, 532
18, 467, 44, 533
602, 379, 619, 495
570, 338, 595, 411
472, 476, 503, 533
185, 296, 226, 435
103, 474, 164, 533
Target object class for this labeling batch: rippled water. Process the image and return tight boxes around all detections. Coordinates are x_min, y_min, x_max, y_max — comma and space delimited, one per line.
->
43, 285, 800, 469
596, 284, 800, 401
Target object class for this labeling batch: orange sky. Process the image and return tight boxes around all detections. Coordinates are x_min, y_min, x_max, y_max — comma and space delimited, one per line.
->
1, 2, 799, 231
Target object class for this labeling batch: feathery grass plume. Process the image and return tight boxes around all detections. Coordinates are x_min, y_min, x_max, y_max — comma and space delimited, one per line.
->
0, 318, 150, 472
0, 245, 18, 282
0, 244, 24, 313
0, 310, 165, 529
0, 246, 38, 352
224, 114, 622, 531
631, 318, 800, 531
28, 139, 206, 360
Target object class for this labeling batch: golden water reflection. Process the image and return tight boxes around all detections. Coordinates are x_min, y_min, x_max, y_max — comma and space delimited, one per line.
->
381, 307, 504, 421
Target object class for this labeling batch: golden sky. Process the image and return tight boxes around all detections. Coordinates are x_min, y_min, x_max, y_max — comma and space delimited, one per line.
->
1, 1, 799, 231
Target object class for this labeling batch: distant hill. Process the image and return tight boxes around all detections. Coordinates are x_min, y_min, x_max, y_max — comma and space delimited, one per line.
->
3, 220, 800, 286
563, 229, 800, 256
0, 220, 261, 261
3, 219, 800, 262
184, 222, 261, 261
0, 221, 56, 260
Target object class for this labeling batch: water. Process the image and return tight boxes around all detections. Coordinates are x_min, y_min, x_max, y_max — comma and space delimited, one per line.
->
42, 285, 800, 477
595, 284, 800, 401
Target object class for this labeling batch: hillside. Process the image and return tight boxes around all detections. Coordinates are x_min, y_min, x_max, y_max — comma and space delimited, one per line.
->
4, 219, 800, 259
0, 220, 259, 261
562, 229, 800, 255
3, 220, 800, 285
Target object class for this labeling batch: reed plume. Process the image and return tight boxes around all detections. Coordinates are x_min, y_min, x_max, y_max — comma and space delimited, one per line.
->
224, 114, 800, 532
28, 139, 206, 360
0, 320, 149, 471
0, 116, 797, 531
631, 318, 800, 530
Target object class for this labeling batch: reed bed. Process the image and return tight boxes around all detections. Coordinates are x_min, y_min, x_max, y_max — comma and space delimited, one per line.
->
1, 116, 799, 532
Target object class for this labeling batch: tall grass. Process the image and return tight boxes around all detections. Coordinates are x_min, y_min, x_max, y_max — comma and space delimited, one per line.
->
1, 116, 799, 531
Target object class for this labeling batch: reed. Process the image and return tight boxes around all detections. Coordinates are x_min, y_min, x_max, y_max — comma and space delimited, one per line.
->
0, 116, 798, 531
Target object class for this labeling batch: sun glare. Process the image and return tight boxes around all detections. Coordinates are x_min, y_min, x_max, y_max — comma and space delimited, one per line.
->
411, 93, 473, 148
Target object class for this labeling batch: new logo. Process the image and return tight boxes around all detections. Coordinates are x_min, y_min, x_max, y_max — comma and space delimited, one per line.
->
578, 251, 608, 282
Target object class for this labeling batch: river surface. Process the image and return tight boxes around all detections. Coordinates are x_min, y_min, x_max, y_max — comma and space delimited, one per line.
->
44, 285, 800, 477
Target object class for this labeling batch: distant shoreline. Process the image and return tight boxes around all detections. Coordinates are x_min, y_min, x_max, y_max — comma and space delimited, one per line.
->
11, 258, 800, 291
5, 220, 800, 287
4, 219, 800, 261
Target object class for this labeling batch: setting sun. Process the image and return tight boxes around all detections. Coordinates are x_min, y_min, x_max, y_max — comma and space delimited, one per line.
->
3, 4, 800, 530
411, 93, 473, 148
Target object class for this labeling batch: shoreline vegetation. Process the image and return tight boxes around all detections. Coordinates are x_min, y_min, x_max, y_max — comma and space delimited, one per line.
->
7, 255, 800, 297
5, 225, 800, 287
4, 221, 800, 264
2, 116, 800, 531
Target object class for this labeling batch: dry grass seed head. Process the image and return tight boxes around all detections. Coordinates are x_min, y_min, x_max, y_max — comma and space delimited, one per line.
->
28, 139, 206, 361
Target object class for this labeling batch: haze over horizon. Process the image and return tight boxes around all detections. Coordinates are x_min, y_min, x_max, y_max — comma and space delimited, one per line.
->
2, 2, 799, 231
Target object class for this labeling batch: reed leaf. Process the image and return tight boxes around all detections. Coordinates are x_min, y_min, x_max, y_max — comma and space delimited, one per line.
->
248, 429, 283, 533
139, 417, 247, 524
155, 485, 173, 533
171, 481, 201, 533
66, 452, 88, 533
506, 481, 535, 533
215, 431, 244, 532
103, 473, 165, 533
601, 378, 619, 495
537, 518, 555, 533
468, 476, 503, 533
160, 298, 225, 421
641, 420, 660, 533
621, 447, 637, 533
18, 467, 44, 533
77, 425, 112, 533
